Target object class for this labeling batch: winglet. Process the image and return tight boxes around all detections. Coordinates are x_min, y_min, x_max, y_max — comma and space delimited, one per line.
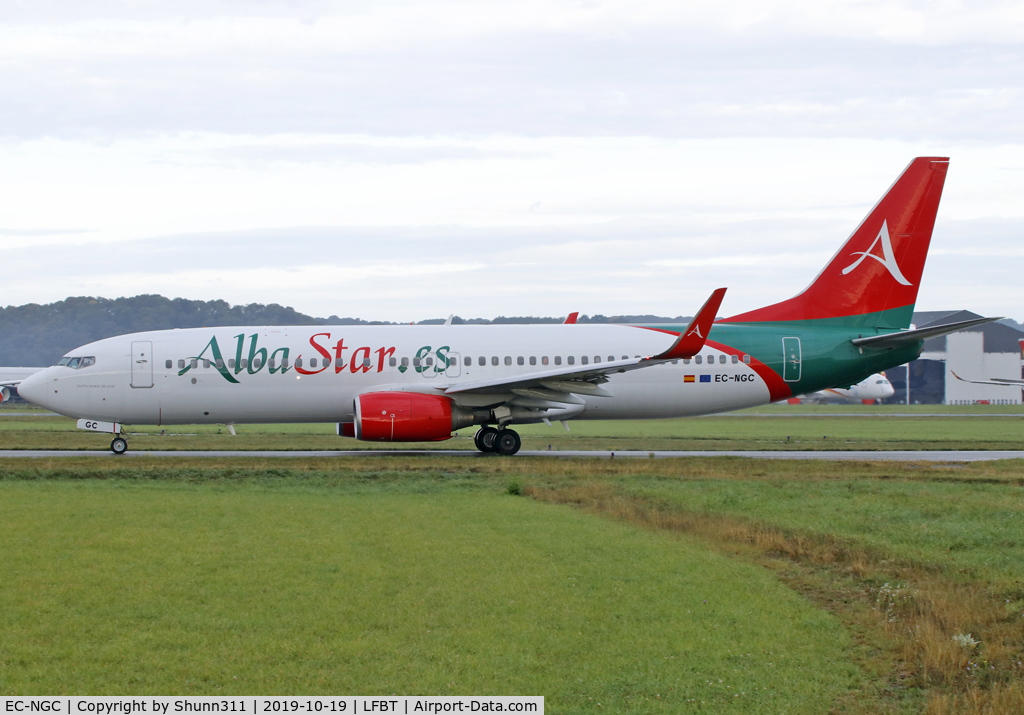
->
563, 312, 579, 325
653, 288, 727, 360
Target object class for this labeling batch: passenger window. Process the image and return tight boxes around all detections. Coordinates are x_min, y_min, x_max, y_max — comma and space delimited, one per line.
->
683, 358, 690, 364
413, 357, 421, 367
492, 356, 499, 366
622, 355, 628, 360
464, 356, 471, 366
568, 356, 575, 365
390, 357, 398, 367
203, 359, 210, 369
594, 356, 601, 363
555, 356, 562, 365
504, 356, 512, 366
742, 354, 751, 364
309, 358, 317, 368
721, 355, 728, 364
190, 359, 198, 369
731, 355, 738, 364
178, 359, 185, 369
425, 357, 433, 367
671, 360, 678, 365
269, 358, 276, 369
542, 356, 549, 365
363, 358, 371, 368
581, 356, 588, 365
252, 359, 261, 369
165, 360, 173, 369
517, 356, 524, 366
336, 358, 344, 368
291, 358, 299, 369
401, 357, 409, 368
530, 356, 537, 366
695, 355, 702, 364
240, 359, 248, 369
608, 356, 614, 362
217, 359, 225, 369
281, 358, 289, 369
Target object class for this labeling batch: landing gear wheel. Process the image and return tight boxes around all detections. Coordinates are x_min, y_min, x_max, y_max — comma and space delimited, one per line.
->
494, 429, 521, 456
474, 426, 499, 453
110, 437, 128, 455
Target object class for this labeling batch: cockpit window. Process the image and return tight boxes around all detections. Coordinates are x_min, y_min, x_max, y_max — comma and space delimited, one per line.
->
58, 356, 96, 369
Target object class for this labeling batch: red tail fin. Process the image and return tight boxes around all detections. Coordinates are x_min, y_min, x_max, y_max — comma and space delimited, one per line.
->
721, 157, 949, 327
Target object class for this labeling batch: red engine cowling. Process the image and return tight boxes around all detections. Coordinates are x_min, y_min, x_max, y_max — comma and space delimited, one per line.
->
354, 392, 454, 442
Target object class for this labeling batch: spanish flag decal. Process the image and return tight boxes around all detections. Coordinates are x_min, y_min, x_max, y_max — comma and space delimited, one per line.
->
684, 375, 695, 383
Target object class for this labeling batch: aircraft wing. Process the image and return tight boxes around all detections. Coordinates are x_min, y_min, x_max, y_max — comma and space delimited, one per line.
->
445, 288, 726, 398
950, 371, 1024, 387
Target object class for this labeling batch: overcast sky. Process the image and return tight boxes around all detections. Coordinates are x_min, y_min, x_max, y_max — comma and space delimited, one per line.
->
2, 1, 1022, 321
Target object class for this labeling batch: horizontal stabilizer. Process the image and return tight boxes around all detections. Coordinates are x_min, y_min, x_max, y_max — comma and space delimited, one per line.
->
851, 316, 1001, 348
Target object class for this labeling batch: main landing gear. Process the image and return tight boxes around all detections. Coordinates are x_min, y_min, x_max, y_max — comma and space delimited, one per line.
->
474, 426, 521, 456
110, 436, 128, 455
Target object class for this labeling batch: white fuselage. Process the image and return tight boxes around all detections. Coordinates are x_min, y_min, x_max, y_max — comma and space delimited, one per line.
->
811, 373, 894, 403
18, 324, 772, 425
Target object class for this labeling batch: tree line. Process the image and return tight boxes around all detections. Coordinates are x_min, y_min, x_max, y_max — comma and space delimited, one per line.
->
0, 294, 691, 367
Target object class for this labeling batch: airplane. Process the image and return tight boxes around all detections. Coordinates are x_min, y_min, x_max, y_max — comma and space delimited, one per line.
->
15, 157, 1000, 455
791, 372, 895, 404
0, 368, 45, 403
950, 372, 1024, 388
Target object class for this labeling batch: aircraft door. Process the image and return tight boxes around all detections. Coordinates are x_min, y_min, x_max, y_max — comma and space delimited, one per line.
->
445, 352, 461, 378
131, 341, 154, 388
782, 337, 801, 382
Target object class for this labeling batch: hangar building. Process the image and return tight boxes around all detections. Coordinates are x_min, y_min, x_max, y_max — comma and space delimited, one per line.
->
885, 311, 1024, 405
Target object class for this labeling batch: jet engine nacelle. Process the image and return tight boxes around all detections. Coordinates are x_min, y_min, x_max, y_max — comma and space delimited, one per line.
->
354, 391, 474, 442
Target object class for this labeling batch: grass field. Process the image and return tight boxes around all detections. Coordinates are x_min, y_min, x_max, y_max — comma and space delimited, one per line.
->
1, 455, 1023, 714
3, 403, 1024, 451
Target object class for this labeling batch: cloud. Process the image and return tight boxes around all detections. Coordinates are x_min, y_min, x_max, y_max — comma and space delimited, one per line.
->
0, 3, 1021, 140
1, 3, 1022, 320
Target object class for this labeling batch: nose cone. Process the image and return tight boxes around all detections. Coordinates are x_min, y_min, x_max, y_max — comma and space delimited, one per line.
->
16, 369, 52, 409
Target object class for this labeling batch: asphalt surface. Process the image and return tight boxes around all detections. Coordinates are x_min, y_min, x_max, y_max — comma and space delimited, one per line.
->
1, 449, 1023, 461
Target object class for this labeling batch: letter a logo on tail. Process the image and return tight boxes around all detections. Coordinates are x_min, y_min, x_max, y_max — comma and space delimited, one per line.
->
686, 325, 704, 339
841, 220, 912, 286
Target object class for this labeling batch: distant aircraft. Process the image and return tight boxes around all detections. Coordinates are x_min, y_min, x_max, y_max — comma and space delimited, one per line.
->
950, 372, 1024, 388
16, 157, 998, 454
0, 368, 44, 403
790, 372, 894, 404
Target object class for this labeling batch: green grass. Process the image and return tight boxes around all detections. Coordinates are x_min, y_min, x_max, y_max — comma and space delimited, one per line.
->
2, 456, 1023, 710
0, 469, 861, 711
614, 466, 1024, 589
3, 404, 1024, 451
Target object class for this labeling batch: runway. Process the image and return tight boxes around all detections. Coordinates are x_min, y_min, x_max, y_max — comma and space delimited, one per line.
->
1, 449, 1023, 461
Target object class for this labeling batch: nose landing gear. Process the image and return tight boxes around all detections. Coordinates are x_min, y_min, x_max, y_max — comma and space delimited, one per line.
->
474, 426, 521, 455
110, 436, 128, 455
